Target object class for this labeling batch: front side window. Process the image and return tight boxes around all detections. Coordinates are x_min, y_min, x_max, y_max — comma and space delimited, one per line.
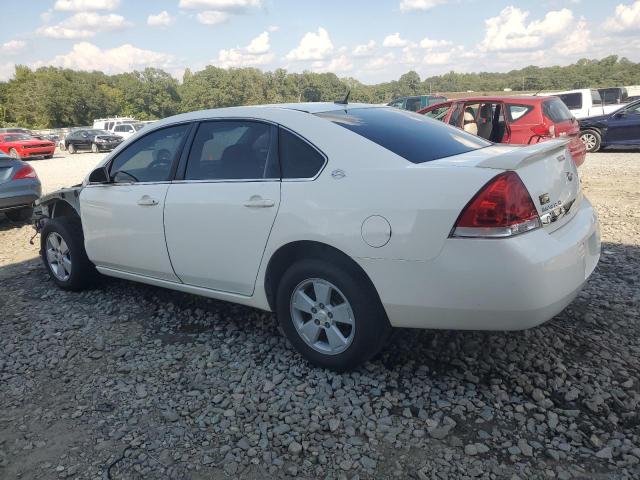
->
316, 107, 490, 164
109, 123, 190, 183
622, 102, 640, 115
591, 90, 602, 106
185, 121, 277, 181
424, 105, 450, 121
279, 128, 325, 179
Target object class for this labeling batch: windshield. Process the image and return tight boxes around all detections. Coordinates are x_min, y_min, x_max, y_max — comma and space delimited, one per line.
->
316, 107, 490, 164
4, 134, 32, 141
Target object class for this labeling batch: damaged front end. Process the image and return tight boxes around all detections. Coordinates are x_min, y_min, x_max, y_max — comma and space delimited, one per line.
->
33, 184, 83, 235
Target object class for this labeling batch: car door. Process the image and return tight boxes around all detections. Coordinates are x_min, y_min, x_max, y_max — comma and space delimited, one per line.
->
605, 103, 640, 145
164, 120, 281, 295
81, 123, 192, 281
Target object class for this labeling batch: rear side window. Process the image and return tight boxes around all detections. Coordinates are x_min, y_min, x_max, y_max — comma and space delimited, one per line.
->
543, 99, 574, 123
507, 104, 534, 122
558, 93, 582, 110
316, 107, 490, 164
405, 97, 422, 111
279, 129, 325, 179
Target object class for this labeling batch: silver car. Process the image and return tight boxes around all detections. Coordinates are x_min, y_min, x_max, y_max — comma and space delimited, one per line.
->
0, 155, 42, 222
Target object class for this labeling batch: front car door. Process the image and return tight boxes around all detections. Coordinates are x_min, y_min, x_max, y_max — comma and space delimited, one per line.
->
81, 123, 192, 281
605, 102, 640, 145
164, 120, 281, 295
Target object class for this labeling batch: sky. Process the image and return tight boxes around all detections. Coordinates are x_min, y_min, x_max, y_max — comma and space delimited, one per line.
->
1, 0, 639, 84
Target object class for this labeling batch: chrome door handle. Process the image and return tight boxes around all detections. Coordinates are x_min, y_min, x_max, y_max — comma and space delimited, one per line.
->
244, 196, 275, 208
137, 195, 159, 206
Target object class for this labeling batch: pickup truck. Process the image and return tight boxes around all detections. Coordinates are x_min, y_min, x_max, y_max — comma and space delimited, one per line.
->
548, 89, 627, 119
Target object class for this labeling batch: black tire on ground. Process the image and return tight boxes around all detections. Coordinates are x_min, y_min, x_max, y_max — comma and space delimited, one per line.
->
5, 207, 33, 222
67, 143, 76, 154
580, 129, 601, 153
276, 258, 391, 372
44, 154, 53, 159
9, 148, 19, 159
40, 216, 98, 291
91, 143, 99, 153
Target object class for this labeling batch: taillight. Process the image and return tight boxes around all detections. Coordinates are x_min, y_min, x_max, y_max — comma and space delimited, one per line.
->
451, 171, 541, 238
13, 165, 38, 180
531, 124, 555, 138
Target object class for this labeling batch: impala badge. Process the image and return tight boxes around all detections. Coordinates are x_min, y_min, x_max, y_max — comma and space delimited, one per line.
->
539, 193, 550, 205
557, 154, 566, 162
331, 169, 346, 179
566, 172, 574, 182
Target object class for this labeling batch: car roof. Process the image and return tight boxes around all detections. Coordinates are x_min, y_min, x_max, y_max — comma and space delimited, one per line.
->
445, 95, 556, 104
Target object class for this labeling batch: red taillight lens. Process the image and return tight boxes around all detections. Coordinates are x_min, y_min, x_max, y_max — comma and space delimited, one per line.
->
13, 165, 38, 180
531, 124, 555, 138
451, 171, 541, 238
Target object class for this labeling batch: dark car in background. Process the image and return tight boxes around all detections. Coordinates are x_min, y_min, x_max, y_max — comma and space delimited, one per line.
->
579, 99, 640, 152
0, 127, 47, 140
388, 94, 447, 112
0, 155, 41, 222
65, 129, 123, 154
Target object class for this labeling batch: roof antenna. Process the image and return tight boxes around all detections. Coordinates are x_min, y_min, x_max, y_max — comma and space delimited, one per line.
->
335, 90, 350, 105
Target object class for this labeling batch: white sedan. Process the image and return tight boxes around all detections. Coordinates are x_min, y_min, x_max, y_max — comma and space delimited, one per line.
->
34, 103, 601, 371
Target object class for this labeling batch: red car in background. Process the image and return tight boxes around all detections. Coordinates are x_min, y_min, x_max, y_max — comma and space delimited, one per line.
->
418, 96, 586, 166
0, 133, 56, 160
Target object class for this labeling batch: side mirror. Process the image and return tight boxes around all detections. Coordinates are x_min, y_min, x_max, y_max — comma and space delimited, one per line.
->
614, 111, 627, 118
88, 166, 110, 184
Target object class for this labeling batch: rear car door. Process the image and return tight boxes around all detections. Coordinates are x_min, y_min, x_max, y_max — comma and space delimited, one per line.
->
163, 120, 280, 295
606, 103, 640, 145
81, 123, 192, 280
505, 103, 535, 144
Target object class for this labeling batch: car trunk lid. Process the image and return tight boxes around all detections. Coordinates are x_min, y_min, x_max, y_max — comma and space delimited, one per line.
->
0, 158, 16, 184
476, 138, 580, 233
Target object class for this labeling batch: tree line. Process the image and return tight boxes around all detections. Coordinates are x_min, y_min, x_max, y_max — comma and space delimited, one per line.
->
0, 55, 638, 129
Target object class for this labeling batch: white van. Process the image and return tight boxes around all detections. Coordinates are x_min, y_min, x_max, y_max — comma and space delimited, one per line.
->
548, 89, 626, 119
92, 117, 137, 131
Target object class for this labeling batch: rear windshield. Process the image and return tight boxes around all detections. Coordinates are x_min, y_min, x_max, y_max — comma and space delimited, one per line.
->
315, 107, 490, 164
543, 99, 574, 123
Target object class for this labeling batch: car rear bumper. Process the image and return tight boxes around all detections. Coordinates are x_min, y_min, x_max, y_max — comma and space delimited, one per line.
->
0, 179, 42, 211
357, 197, 600, 330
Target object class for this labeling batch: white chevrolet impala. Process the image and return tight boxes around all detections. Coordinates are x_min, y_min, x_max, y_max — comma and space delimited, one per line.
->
34, 103, 601, 371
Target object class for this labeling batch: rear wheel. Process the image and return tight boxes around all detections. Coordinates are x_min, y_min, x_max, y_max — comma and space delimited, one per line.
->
9, 148, 20, 159
91, 143, 99, 153
5, 207, 33, 222
276, 258, 391, 371
67, 143, 76, 154
40, 217, 97, 291
580, 130, 601, 152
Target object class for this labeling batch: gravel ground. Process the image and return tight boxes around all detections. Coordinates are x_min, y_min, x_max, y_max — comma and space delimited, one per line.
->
1, 149, 639, 480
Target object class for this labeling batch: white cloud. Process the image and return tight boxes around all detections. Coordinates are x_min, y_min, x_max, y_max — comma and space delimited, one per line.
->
480, 6, 574, 51
38, 12, 129, 39
179, 0, 261, 11
311, 53, 353, 74
0, 63, 16, 81
353, 40, 376, 57
197, 11, 229, 24
604, 1, 640, 33
217, 31, 274, 67
54, 0, 120, 11
419, 37, 452, 49
148, 11, 173, 27
555, 19, 591, 55
286, 27, 334, 61
1, 40, 26, 55
366, 52, 396, 70
400, 0, 448, 12
37, 42, 176, 74
383, 32, 411, 48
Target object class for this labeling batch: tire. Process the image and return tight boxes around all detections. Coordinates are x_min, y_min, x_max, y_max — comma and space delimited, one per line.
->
5, 207, 33, 222
44, 154, 53, 159
9, 148, 20, 159
91, 143, 99, 153
40, 217, 97, 291
67, 143, 76, 154
276, 258, 391, 372
580, 129, 601, 153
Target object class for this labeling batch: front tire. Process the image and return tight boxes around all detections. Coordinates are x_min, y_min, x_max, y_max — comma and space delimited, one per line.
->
9, 148, 20, 159
580, 129, 601, 152
40, 217, 97, 291
67, 143, 76, 154
276, 258, 391, 371
5, 207, 33, 222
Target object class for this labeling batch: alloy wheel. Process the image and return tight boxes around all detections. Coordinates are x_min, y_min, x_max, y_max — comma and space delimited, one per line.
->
46, 232, 72, 281
290, 278, 355, 355
581, 133, 597, 151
